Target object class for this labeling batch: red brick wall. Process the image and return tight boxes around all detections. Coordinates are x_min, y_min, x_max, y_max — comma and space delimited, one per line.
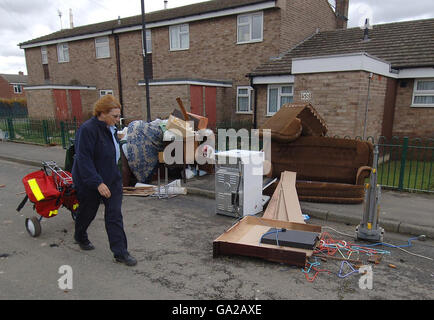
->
117, 31, 146, 120
256, 71, 388, 139
277, 0, 337, 54
257, 73, 434, 140
392, 80, 434, 139
26, 89, 56, 119
0, 76, 10, 98
293, 71, 387, 139
25, 39, 118, 91
0, 76, 26, 99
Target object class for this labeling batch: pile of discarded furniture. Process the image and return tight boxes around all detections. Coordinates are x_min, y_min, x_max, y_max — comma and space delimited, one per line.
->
213, 103, 379, 272
120, 98, 211, 197
261, 103, 373, 204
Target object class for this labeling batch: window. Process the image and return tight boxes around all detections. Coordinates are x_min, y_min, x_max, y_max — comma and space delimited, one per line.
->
43, 64, 50, 80
169, 24, 189, 51
100, 89, 113, 97
412, 79, 434, 107
41, 46, 48, 64
95, 36, 110, 59
237, 12, 263, 44
13, 85, 23, 94
267, 85, 294, 115
142, 29, 152, 53
57, 43, 69, 63
237, 86, 252, 113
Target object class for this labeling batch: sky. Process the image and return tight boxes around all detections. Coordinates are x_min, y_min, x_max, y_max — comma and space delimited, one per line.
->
0, 0, 433, 75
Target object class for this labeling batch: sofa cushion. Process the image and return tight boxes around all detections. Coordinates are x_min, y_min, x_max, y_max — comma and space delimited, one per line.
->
260, 103, 327, 142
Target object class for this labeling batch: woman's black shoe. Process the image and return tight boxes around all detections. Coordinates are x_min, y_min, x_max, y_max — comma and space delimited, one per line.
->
74, 238, 95, 251
114, 253, 137, 266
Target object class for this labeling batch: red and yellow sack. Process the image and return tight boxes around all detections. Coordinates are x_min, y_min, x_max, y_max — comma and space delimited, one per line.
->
22, 170, 63, 218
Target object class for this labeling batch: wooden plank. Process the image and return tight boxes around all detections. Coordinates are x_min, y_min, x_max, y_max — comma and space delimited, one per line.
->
262, 171, 305, 223
176, 97, 190, 121
280, 171, 305, 224
262, 179, 282, 219
122, 186, 155, 197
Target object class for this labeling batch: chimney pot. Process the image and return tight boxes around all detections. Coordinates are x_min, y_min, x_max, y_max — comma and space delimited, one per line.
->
335, 0, 349, 29
363, 18, 371, 41
18, 71, 24, 76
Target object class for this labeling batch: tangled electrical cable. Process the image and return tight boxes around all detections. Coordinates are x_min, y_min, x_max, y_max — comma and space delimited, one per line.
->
301, 231, 432, 283
301, 259, 332, 282
315, 232, 391, 258
301, 232, 391, 282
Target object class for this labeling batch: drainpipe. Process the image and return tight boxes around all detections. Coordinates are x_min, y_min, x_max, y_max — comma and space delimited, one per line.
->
141, 0, 151, 122
363, 72, 373, 140
249, 76, 258, 129
114, 32, 124, 119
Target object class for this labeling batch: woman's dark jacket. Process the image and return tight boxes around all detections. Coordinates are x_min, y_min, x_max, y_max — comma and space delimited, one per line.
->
72, 116, 121, 191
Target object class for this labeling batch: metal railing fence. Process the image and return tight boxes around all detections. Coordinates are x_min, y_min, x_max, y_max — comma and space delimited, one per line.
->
0, 117, 81, 149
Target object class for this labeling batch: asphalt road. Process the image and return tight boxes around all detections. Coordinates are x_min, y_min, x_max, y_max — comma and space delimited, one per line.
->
0, 159, 433, 301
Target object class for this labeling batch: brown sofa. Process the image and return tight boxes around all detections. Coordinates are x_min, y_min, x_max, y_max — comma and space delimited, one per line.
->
268, 136, 373, 204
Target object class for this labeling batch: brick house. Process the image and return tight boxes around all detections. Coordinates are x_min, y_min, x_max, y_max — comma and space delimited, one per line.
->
249, 18, 434, 139
19, 0, 343, 127
0, 72, 27, 99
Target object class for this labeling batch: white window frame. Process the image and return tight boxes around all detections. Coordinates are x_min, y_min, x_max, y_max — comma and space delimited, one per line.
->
95, 36, 110, 59
41, 46, 48, 64
13, 84, 23, 94
169, 24, 189, 51
236, 86, 253, 114
141, 29, 152, 54
237, 11, 263, 44
100, 89, 113, 97
412, 79, 434, 108
267, 84, 294, 116
57, 43, 69, 63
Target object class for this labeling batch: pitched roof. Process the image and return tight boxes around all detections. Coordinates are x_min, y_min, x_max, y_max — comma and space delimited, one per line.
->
250, 18, 434, 76
19, 0, 273, 46
0, 73, 28, 84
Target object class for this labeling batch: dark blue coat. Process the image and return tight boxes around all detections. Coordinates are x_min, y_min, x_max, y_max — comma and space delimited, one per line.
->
72, 116, 121, 192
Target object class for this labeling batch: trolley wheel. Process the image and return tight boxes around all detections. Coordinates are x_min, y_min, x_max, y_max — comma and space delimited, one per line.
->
25, 216, 41, 237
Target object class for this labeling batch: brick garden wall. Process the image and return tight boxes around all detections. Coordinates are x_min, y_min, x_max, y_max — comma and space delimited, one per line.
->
26, 89, 55, 119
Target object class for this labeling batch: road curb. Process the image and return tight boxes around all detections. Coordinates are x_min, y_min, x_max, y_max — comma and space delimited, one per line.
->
186, 186, 215, 199
0, 155, 42, 168
398, 222, 434, 239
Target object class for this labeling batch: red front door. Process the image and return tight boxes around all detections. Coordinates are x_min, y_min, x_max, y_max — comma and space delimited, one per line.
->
69, 90, 83, 122
190, 85, 217, 129
190, 85, 203, 116
53, 89, 68, 121
205, 87, 216, 129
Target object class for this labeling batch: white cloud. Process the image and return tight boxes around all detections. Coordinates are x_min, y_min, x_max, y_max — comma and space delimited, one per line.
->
348, 0, 434, 27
